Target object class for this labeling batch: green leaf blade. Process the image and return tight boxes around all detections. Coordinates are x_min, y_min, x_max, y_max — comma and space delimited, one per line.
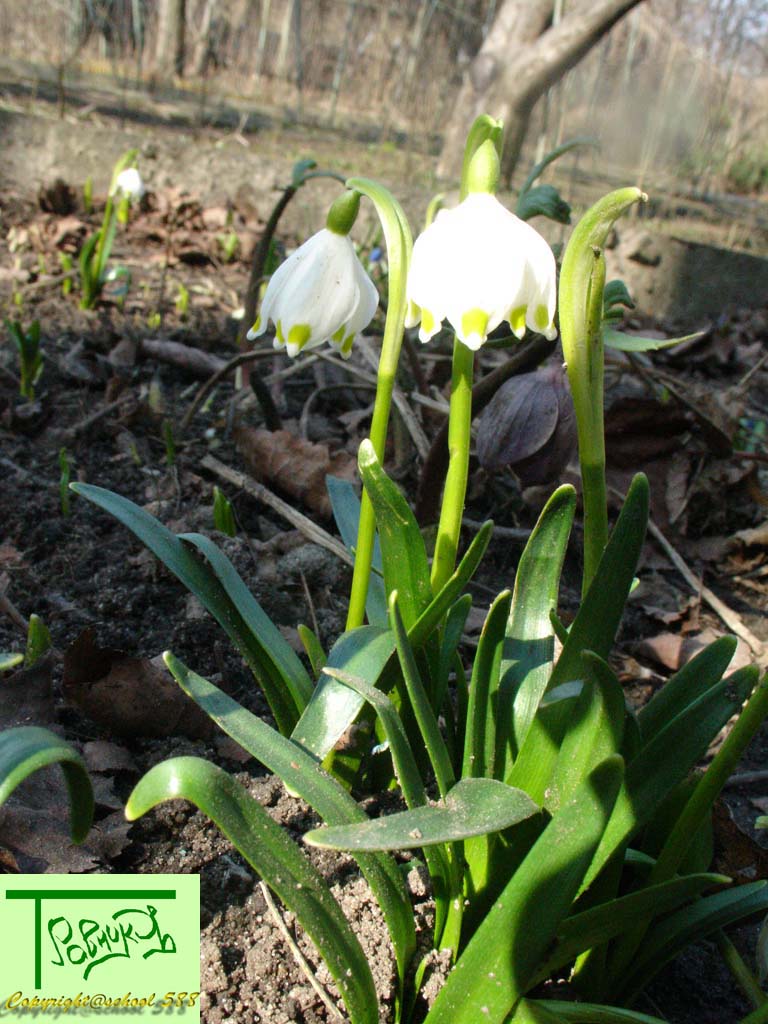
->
0, 726, 94, 843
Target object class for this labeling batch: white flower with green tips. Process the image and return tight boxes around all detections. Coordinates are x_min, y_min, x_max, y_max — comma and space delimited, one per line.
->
247, 196, 379, 359
406, 191, 558, 351
112, 167, 145, 203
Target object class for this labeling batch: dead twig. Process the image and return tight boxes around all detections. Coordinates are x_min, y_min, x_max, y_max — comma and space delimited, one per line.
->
179, 348, 277, 434
200, 455, 353, 568
0, 589, 29, 634
66, 395, 131, 440
259, 881, 346, 1023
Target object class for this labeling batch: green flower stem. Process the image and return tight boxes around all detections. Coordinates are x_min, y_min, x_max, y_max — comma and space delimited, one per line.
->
346, 178, 411, 630
559, 187, 645, 596
431, 339, 474, 593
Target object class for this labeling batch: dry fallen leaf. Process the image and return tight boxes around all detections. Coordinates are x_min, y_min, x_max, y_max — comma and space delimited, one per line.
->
63, 629, 214, 740
234, 424, 357, 519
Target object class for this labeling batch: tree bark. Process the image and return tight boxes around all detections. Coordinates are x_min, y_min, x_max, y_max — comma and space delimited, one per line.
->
437, 0, 645, 183
154, 0, 187, 78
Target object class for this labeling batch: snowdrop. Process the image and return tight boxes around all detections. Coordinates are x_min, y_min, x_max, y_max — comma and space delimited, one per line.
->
111, 167, 145, 203
406, 191, 557, 350
248, 191, 378, 359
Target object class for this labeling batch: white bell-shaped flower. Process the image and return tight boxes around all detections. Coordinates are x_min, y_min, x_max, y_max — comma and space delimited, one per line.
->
112, 167, 145, 203
247, 229, 379, 359
406, 192, 557, 350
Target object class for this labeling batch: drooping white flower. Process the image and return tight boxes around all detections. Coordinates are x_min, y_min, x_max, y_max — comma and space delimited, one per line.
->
406, 192, 558, 351
247, 228, 379, 359
112, 167, 145, 203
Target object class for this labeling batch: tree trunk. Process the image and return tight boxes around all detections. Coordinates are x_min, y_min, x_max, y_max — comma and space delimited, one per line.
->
155, 0, 186, 78
437, 0, 646, 184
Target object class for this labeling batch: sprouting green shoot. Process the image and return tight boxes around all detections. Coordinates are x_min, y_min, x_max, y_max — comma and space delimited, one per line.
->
59, 448, 71, 517
25, 614, 51, 667
213, 486, 237, 537
6, 318, 42, 400
175, 282, 190, 318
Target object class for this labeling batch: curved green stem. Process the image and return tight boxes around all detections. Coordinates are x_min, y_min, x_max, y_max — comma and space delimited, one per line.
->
431, 339, 474, 593
346, 178, 411, 630
559, 187, 646, 596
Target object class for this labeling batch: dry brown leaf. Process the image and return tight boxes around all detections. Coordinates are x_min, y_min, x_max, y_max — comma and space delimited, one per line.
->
234, 424, 357, 520
0, 657, 56, 729
713, 800, 768, 884
63, 629, 214, 740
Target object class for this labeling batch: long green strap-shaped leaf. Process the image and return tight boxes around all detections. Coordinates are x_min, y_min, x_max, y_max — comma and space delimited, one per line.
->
532, 1001, 667, 1024
0, 726, 94, 843
71, 484, 311, 734
305, 778, 539, 851
163, 653, 415, 995
463, 590, 512, 781
549, 474, 648, 692
182, 533, 313, 711
126, 756, 378, 1024
390, 593, 454, 800
547, 653, 625, 813
424, 757, 624, 1024
582, 664, 759, 892
506, 477, 647, 800
358, 440, 432, 632
637, 634, 736, 742
610, 672, 768, 983
291, 626, 395, 760
535, 872, 729, 983
617, 882, 768, 1003
497, 485, 575, 775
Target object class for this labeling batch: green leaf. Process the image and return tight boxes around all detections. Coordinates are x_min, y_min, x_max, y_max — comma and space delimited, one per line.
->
583, 664, 759, 891
291, 626, 395, 761
163, 653, 415, 1001
306, 778, 539, 852
516, 184, 570, 224
537, 872, 730, 981
549, 474, 649, 692
603, 280, 635, 313
0, 726, 93, 843
327, 475, 387, 626
463, 590, 513, 780
609, 670, 768, 982
0, 652, 23, 671
70, 484, 311, 735
603, 327, 705, 352
637, 635, 737, 742
320, 667, 426, 810
532, 1001, 668, 1024
409, 522, 493, 650
618, 882, 768, 1003
390, 593, 454, 799
424, 757, 624, 1024
358, 440, 432, 631
297, 624, 326, 676
548, 653, 625, 813
126, 757, 378, 1024
497, 485, 576, 776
